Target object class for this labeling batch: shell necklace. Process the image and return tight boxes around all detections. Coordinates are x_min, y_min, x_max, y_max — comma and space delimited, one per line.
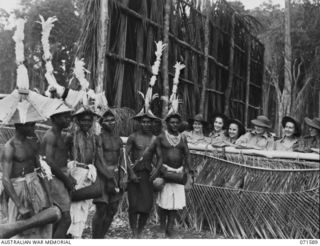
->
165, 130, 181, 147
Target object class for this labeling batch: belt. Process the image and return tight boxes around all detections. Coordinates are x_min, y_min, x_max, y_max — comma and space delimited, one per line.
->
75, 163, 90, 170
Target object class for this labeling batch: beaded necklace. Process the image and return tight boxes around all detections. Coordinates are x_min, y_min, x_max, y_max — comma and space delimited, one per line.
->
165, 130, 181, 147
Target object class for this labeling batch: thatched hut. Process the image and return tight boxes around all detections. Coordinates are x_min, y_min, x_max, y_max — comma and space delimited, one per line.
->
76, 0, 264, 127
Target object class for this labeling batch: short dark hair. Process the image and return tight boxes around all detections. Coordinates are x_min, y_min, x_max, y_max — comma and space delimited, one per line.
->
165, 114, 181, 123
99, 111, 115, 125
139, 116, 153, 122
76, 112, 94, 120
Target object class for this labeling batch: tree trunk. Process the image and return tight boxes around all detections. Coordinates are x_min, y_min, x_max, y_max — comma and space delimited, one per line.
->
262, 79, 271, 117
199, 1, 210, 116
283, 0, 292, 116
224, 13, 235, 117
96, 0, 109, 93
277, 102, 283, 136
161, 0, 171, 117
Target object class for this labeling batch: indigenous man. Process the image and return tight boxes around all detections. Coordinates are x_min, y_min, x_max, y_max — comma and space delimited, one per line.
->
235, 115, 274, 150
41, 104, 76, 238
2, 122, 52, 238
149, 112, 192, 238
66, 106, 98, 238
92, 109, 125, 238
126, 110, 158, 238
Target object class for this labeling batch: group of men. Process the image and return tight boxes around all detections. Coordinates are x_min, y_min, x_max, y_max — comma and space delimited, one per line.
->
1, 100, 193, 239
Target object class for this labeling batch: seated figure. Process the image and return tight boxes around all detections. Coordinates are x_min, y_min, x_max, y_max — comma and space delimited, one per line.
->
224, 119, 246, 145
293, 117, 320, 153
209, 113, 228, 145
235, 115, 274, 150
274, 116, 301, 152
182, 114, 211, 145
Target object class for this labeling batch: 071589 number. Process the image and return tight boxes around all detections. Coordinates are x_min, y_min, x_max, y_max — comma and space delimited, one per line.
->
300, 240, 319, 245
309, 240, 318, 245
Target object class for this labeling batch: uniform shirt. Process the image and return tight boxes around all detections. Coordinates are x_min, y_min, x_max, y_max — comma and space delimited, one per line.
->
224, 136, 238, 145
293, 135, 320, 152
235, 131, 274, 150
209, 130, 227, 145
182, 131, 211, 145
274, 136, 298, 152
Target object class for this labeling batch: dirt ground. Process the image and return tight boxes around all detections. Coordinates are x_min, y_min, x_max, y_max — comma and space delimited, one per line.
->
82, 206, 221, 239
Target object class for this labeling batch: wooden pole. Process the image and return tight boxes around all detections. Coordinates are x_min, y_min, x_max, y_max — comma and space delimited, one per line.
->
199, 1, 210, 116
183, 49, 189, 119
114, 0, 129, 107
96, 0, 109, 93
244, 35, 251, 128
319, 88, 320, 117
133, 0, 146, 110
161, 0, 171, 117
224, 12, 235, 117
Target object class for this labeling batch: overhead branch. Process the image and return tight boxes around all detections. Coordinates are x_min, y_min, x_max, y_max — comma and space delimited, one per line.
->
292, 58, 303, 99
292, 58, 298, 84
270, 69, 281, 104
296, 76, 312, 101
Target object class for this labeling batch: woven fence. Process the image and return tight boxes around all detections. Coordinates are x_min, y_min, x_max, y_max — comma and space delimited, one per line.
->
177, 152, 320, 238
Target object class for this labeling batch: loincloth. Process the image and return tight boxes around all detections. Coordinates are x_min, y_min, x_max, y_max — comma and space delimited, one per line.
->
156, 165, 186, 210
67, 161, 97, 238
50, 167, 71, 213
8, 172, 52, 238
127, 170, 153, 213
93, 174, 123, 205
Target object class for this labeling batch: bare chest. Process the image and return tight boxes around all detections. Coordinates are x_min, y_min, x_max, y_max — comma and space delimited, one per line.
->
134, 135, 154, 151
55, 136, 69, 154
102, 136, 121, 152
13, 140, 37, 162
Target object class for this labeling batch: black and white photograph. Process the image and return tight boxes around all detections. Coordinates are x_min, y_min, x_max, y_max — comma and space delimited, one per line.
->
0, 0, 319, 242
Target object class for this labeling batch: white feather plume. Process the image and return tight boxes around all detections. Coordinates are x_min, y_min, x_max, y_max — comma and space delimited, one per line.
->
74, 57, 90, 91
12, 19, 30, 91
139, 41, 166, 113
16, 64, 29, 92
37, 15, 57, 60
12, 19, 26, 64
39, 156, 53, 180
38, 15, 65, 97
168, 62, 185, 114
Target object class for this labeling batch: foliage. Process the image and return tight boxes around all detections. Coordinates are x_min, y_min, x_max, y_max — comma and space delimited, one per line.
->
0, 9, 15, 93
0, 0, 81, 93
249, 0, 320, 133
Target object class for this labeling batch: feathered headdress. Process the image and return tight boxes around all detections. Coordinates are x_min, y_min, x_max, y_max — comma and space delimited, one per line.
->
166, 62, 185, 119
0, 18, 65, 125
13, 18, 29, 93
38, 16, 108, 114
133, 41, 166, 120
38, 15, 65, 97
73, 57, 109, 115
